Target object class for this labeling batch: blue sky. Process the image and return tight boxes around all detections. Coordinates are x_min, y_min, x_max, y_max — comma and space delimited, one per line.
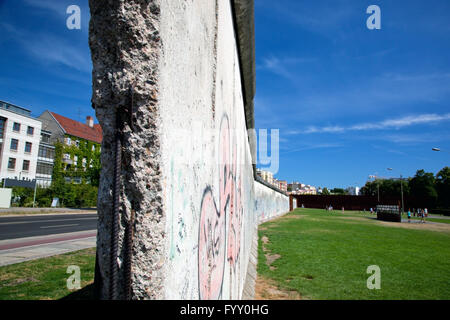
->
0, 0, 91, 120
0, 0, 449, 189
255, 0, 450, 188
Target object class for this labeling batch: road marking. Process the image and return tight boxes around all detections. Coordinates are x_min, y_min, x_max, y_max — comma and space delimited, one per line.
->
40, 224, 79, 229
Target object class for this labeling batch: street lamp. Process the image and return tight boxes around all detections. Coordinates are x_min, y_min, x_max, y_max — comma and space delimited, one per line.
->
368, 173, 380, 203
387, 168, 404, 215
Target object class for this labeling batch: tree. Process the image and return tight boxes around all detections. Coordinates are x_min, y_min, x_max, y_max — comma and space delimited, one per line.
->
50, 142, 65, 199
360, 181, 377, 196
331, 188, 346, 195
360, 178, 409, 199
409, 170, 437, 208
322, 187, 330, 195
379, 178, 409, 198
436, 167, 450, 208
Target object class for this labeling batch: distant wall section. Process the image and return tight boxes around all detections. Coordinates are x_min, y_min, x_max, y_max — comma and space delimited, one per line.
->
89, 0, 289, 300
159, 0, 288, 300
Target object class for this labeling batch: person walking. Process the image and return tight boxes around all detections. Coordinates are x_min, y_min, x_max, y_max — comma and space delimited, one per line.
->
407, 209, 411, 223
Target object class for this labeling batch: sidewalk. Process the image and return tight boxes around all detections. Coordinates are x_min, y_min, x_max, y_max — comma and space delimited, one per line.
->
0, 230, 96, 267
0, 207, 97, 217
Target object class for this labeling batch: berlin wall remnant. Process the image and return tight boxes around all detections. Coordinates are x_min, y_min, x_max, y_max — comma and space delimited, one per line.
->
89, 0, 164, 300
89, 0, 289, 300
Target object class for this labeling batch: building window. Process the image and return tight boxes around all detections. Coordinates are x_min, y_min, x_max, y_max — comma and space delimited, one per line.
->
10, 138, 18, 151
25, 142, 32, 153
0, 117, 6, 138
22, 160, 30, 171
36, 162, 53, 176
8, 158, 16, 170
75, 140, 80, 147
13, 122, 20, 132
27, 126, 34, 135
66, 137, 71, 145
41, 133, 51, 143
38, 145, 55, 159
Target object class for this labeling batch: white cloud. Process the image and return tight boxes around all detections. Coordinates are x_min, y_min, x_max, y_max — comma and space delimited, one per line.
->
289, 113, 450, 135
281, 142, 343, 154
1, 22, 90, 73
256, 0, 356, 36
23, 0, 65, 15
24, 34, 91, 72
257, 56, 316, 80
23, 0, 89, 33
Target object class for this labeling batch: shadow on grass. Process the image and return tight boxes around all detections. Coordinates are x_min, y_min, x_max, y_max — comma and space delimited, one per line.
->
60, 284, 95, 300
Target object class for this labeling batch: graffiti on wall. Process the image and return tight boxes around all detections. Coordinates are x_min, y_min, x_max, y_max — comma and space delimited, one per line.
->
198, 114, 244, 300
198, 186, 226, 300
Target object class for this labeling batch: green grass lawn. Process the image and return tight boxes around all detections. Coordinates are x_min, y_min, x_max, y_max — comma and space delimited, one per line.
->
410, 217, 450, 224
258, 208, 450, 300
0, 248, 96, 300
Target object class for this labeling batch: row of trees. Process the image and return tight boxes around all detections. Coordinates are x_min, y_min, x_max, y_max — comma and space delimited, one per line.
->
11, 142, 101, 208
11, 184, 98, 208
320, 187, 346, 195
360, 167, 450, 209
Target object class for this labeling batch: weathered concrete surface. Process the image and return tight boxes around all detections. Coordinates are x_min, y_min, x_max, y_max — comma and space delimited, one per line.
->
89, 0, 289, 300
256, 181, 290, 224
89, 0, 165, 300
241, 223, 258, 299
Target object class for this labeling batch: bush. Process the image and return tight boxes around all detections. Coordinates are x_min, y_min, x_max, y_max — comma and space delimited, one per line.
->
54, 183, 98, 208
431, 208, 450, 216
10, 183, 98, 208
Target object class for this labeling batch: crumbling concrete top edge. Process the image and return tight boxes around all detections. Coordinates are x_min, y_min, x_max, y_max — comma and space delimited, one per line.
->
232, 0, 255, 130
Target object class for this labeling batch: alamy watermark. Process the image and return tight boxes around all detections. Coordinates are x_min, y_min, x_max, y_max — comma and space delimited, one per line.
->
366, 265, 381, 290
169, 124, 280, 175
66, 5, 81, 30
66, 265, 81, 290
366, 5, 381, 30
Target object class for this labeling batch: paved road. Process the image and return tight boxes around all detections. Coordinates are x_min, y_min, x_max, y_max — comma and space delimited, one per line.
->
0, 214, 98, 241
0, 213, 97, 266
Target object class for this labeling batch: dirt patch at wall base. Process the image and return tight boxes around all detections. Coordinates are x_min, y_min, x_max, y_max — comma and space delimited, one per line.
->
254, 276, 303, 300
376, 220, 450, 233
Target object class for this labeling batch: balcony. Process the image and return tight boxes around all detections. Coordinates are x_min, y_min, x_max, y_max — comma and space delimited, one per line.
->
62, 158, 73, 165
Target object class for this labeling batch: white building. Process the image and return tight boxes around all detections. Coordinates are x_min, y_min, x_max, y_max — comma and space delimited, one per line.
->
289, 181, 317, 195
35, 129, 55, 187
0, 101, 42, 183
299, 184, 317, 195
346, 186, 360, 196
257, 169, 274, 185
